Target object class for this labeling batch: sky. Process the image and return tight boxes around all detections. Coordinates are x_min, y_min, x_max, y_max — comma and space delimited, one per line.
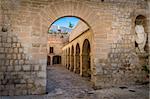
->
53, 17, 79, 29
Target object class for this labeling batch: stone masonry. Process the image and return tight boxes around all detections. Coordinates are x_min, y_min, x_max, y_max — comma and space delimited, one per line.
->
0, 31, 46, 95
0, 0, 149, 96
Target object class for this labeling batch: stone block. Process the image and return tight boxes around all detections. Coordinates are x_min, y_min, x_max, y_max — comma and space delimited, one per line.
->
14, 48, 18, 53
17, 43, 21, 47
0, 54, 5, 59
5, 43, 11, 47
12, 43, 16, 47
7, 66, 14, 71
0, 48, 4, 53
19, 48, 23, 53
19, 60, 24, 64
7, 37, 12, 43
34, 65, 39, 71
18, 54, 21, 59
13, 54, 17, 59
0, 66, 7, 71
37, 72, 46, 78
6, 54, 12, 59
13, 37, 18, 42
9, 48, 13, 53
9, 90, 15, 96
23, 65, 31, 71
15, 66, 22, 71
14, 60, 19, 65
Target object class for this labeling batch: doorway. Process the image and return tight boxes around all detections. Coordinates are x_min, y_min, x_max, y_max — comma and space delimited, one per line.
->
53, 55, 61, 65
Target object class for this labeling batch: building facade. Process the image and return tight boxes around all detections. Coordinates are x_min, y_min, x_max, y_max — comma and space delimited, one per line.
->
47, 33, 68, 66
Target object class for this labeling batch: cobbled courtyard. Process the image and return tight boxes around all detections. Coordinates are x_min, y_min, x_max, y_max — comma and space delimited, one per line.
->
0, 65, 149, 99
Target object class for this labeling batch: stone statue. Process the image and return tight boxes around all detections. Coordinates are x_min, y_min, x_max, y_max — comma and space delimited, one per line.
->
135, 25, 147, 53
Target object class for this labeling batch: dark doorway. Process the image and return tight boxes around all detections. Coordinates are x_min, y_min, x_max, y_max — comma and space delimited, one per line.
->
47, 56, 51, 65
53, 55, 61, 65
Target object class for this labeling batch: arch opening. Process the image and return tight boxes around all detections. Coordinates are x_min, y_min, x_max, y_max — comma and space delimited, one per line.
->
135, 15, 148, 53
135, 15, 148, 54
82, 39, 91, 78
53, 55, 61, 65
48, 16, 91, 33
75, 43, 80, 74
135, 15, 149, 77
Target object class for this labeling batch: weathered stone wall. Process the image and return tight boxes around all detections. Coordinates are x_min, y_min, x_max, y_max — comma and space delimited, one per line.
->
61, 0, 149, 88
0, 0, 46, 95
47, 33, 69, 65
0, 31, 46, 95
94, 1, 149, 87
47, 34, 68, 55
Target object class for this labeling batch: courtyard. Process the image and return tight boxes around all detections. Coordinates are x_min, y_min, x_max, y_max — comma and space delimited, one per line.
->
0, 65, 148, 99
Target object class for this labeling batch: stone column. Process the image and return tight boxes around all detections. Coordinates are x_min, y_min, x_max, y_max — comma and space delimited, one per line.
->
148, 1, 150, 70
66, 52, 68, 68
80, 53, 83, 76
81, 54, 86, 77
70, 54, 72, 71
64, 51, 66, 66
67, 53, 70, 69
70, 54, 72, 70
63, 51, 66, 66
73, 53, 76, 73
81, 53, 91, 77
89, 52, 93, 81
66, 52, 67, 67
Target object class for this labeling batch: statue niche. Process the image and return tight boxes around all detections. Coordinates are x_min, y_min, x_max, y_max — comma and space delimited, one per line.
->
135, 25, 147, 54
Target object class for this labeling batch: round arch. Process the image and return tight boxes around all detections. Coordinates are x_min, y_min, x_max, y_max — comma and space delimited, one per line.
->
48, 16, 91, 33
39, 0, 103, 62
134, 15, 148, 52
134, 15, 149, 69
82, 39, 91, 77
75, 43, 80, 74
39, 0, 109, 88
67, 47, 71, 69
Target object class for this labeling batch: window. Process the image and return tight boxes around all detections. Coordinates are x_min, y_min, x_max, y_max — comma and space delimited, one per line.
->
50, 47, 54, 53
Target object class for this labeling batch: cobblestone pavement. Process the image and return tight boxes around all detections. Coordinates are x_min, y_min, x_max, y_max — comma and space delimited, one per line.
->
0, 65, 149, 99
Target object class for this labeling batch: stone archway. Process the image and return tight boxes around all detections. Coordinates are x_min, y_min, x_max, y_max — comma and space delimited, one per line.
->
39, 0, 105, 63
71, 46, 74, 71
75, 43, 80, 74
39, 0, 109, 88
82, 39, 91, 77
